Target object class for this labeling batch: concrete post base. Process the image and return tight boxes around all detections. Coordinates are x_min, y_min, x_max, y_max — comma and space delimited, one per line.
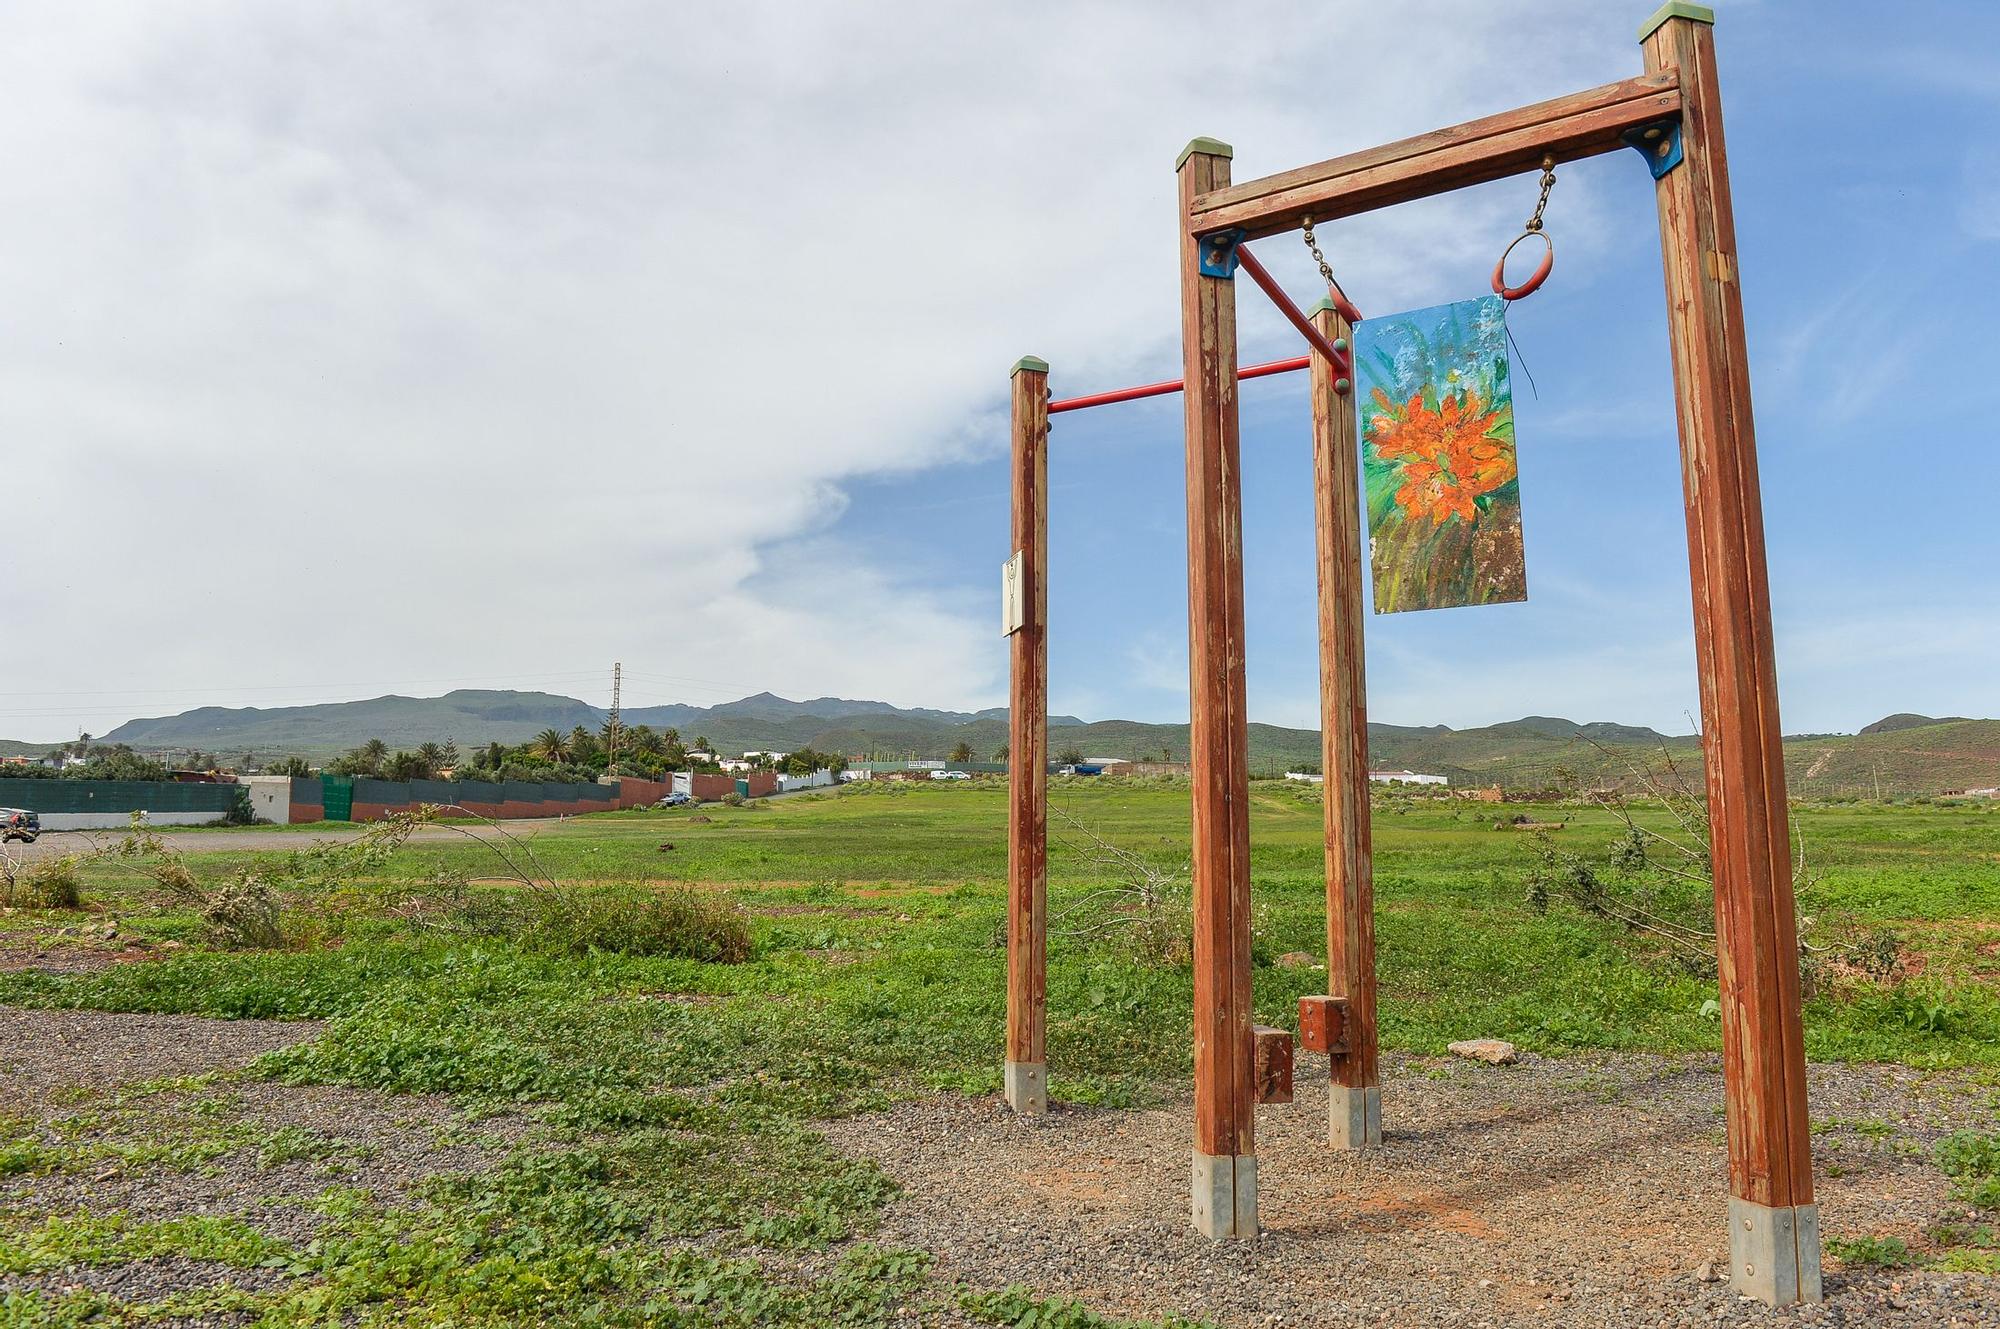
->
1004, 1060, 1046, 1115
1727, 1196, 1822, 1305
1190, 1152, 1258, 1237
1330, 1084, 1381, 1149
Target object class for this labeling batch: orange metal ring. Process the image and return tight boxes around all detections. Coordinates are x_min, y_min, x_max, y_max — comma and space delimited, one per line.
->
1491, 231, 1554, 301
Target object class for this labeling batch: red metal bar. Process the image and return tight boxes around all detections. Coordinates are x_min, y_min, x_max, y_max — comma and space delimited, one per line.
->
1047, 354, 1310, 415
1234, 243, 1353, 379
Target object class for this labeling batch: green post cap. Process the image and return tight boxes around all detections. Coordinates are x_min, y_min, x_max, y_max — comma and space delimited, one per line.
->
1011, 356, 1049, 376
1639, 1, 1714, 41
1307, 297, 1339, 317
1175, 137, 1234, 170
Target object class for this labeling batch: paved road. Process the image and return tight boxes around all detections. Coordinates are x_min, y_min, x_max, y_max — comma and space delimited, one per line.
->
0, 817, 584, 863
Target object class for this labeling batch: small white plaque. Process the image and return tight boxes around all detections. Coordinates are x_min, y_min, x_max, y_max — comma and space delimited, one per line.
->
1001, 550, 1025, 636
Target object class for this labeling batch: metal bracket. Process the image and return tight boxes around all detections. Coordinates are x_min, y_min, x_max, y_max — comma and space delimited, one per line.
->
1623, 119, 1684, 178
1197, 228, 1244, 279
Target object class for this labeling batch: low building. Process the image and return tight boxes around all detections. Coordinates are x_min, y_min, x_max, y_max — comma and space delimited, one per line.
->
1369, 769, 1448, 787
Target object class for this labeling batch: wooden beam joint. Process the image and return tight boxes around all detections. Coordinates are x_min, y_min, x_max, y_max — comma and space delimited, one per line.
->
1187, 71, 1683, 241
1252, 1026, 1294, 1104
1297, 995, 1350, 1056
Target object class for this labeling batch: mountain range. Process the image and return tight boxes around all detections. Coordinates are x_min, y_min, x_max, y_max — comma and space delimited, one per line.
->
19, 692, 1989, 797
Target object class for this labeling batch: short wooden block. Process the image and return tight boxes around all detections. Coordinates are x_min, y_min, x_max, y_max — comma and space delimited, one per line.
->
1252, 1025, 1293, 1104
1298, 995, 1350, 1055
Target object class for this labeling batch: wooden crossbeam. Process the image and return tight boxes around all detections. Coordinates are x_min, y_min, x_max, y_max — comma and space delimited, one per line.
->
1187, 71, 1681, 241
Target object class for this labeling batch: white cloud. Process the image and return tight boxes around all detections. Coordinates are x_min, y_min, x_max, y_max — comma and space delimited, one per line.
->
0, 0, 1634, 740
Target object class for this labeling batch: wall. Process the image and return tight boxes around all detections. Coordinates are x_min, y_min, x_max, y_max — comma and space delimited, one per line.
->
0, 779, 241, 830
236, 776, 293, 825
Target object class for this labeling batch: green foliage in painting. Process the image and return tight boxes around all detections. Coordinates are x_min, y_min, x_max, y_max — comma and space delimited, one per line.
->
1355, 295, 1527, 613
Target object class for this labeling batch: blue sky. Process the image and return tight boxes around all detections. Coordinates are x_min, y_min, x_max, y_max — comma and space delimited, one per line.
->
807, 2, 2000, 736
2, 2, 1993, 742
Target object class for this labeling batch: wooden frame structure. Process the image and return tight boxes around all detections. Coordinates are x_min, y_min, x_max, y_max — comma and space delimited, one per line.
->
1006, 3, 1816, 1307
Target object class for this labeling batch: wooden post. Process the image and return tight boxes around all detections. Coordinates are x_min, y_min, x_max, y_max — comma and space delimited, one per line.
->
1641, 3, 1818, 1305
1178, 137, 1257, 1238
1005, 355, 1050, 1115
1308, 297, 1380, 1149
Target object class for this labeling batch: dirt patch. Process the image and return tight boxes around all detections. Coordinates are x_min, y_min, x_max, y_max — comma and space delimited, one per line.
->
820, 1051, 2000, 1328
0, 939, 171, 975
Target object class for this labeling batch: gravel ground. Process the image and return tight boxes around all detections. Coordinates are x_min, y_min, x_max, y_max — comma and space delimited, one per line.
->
820, 1051, 2000, 1328
0, 1006, 321, 1113
0, 1005, 525, 1318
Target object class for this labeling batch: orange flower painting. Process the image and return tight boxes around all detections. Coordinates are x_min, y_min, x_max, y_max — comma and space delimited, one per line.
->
1353, 297, 1527, 612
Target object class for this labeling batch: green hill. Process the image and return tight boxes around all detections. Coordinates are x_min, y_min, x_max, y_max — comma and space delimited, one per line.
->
38, 690, 1996, 796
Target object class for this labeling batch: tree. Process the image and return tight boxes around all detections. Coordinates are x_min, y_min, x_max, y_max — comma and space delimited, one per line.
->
360, 739, 388, 775
1057, 746, 1085, 766
694, 736, 711, 755
661, 727, 682, 748
569, 726, 602, 764
384, 750, 429, 781
1161, 745, 1174, 763
992, 742, 1009, 762
415, 742, 448, 779
533, 729, 570, 764
950, 740, 974, 763
270, 756, 314, 778
629, 725, 664, 757
483, 741, 507, 769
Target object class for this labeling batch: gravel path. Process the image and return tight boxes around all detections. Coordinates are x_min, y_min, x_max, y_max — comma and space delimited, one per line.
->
820, 1051, 2000, 1328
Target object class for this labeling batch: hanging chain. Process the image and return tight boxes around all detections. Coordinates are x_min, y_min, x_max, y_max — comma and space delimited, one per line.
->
1301, 217, 1338, 288
1523, 155, 1557, 233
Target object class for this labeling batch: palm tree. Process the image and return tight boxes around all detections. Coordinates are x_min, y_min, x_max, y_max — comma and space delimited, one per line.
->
415, 742, 447, 778
693, 735, 711, 755
533, 729, 569, 764
950, 740, 975, 763
629, 725, 664, 756
569, 725, 601, 763
359, 738, 388, 776
992, 743, 1009, 762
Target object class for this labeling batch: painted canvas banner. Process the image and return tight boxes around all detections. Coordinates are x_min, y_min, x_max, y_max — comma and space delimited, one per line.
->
1353, 295, 1527, 613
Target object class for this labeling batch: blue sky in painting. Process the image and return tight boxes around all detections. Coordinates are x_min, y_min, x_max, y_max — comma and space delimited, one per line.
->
802, 2, 2000, 736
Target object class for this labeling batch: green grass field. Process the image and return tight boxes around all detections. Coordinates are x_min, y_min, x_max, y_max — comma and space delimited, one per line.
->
3, 781, 1997, 1325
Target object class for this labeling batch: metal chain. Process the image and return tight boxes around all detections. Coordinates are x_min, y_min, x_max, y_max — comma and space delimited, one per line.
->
1301, 217, 1338, 288
1523, 154, 1557, 233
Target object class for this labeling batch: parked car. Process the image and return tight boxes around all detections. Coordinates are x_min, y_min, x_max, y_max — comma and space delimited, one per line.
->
929, 769, 972, 781
653, 792, 693, 808
1, 808, 40, 843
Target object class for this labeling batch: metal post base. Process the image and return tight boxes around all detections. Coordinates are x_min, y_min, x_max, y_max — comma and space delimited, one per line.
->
1191, 1152, 1258, 1237
1727, 1196, 1822, 1305
1330, 1084, 1381, 1150
1004, 1060, 1046, 1115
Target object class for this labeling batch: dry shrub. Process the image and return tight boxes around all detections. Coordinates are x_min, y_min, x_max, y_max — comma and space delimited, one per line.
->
0, 855, 84, 910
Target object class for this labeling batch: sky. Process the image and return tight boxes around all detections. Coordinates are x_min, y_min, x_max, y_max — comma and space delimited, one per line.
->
2, 0, 1995, 743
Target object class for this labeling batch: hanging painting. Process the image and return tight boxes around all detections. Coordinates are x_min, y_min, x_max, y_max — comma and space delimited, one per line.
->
1353, 294, 1527, 613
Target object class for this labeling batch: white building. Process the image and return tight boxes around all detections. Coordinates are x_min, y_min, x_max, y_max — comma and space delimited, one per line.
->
1369, 769, 1448, 786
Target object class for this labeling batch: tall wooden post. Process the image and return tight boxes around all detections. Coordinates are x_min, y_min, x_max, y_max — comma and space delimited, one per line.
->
1642, 3, 1818, 1305
1005, 355, 1050, 1115
1177, 137, 1257, 1237
1308, 298, 1380, 1149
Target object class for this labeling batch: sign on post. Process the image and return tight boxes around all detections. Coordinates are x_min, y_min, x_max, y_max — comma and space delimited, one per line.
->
1001, 550, 1025, 635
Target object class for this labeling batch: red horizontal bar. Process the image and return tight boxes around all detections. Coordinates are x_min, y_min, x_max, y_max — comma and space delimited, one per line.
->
1047, 354, 1312, 415
1234, 242, 1353, 379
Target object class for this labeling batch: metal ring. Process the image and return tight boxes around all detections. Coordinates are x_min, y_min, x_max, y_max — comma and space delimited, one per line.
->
1491, 230, 1554, 301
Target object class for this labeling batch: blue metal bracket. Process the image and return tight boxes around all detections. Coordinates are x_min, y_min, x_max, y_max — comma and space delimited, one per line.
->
1623, 119, 1683, 178
1198, 228, 1244, 279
